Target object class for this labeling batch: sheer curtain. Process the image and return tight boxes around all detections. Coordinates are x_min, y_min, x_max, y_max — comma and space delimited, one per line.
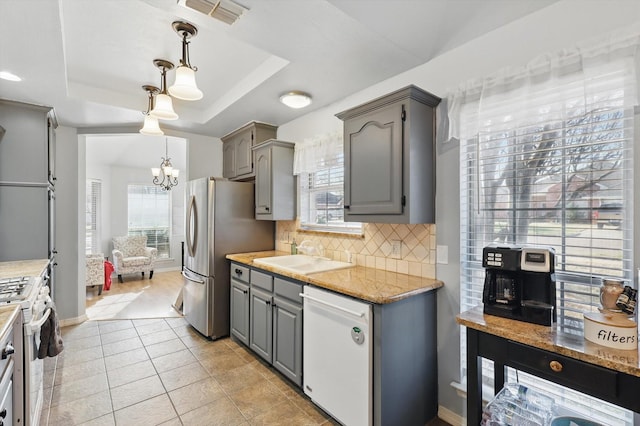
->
293, 130, 342, 175
447, 25, 640, 424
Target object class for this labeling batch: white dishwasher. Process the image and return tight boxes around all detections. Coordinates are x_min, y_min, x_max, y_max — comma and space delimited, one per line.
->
302, 286, 372, 426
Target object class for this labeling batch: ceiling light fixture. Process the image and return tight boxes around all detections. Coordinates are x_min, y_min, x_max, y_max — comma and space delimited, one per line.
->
150, 59, 179, 120
140, 85, 164, 136
151, 137, 180, 191
279, 91, 312, 109
0, 71, 22, 82
168, 21, 203, 101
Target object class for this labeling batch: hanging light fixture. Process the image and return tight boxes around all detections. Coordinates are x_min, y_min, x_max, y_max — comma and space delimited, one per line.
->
150, 59, 179, 120
168, 21, 203, 101
140, 85, 164, 135
151, 138, 180, 191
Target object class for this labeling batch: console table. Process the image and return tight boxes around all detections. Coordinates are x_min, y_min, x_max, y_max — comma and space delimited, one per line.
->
457, 307, 640, 425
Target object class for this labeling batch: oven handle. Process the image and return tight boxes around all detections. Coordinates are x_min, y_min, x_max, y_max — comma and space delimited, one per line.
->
25, 307, 51, 336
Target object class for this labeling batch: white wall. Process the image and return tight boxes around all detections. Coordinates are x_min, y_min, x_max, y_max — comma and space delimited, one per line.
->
277, 1, 640, 421
55, 126, 84, 321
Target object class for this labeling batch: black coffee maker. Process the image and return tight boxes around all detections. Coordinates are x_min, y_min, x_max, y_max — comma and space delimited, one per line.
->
482, 244, 556, 326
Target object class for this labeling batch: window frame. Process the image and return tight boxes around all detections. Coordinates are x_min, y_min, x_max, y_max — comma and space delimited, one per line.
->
126, 184, 172, 259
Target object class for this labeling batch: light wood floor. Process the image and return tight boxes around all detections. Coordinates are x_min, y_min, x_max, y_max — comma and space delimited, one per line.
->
85, 270, 184, 320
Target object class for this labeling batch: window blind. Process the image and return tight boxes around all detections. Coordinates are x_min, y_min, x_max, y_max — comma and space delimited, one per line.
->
459, 58, 635, 424
127, 184, 171, 258
296, 132, 362, 234
85, 179, 102, 255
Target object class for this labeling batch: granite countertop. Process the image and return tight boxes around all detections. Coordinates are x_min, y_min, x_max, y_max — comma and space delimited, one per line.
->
226, 251, 443, 304
457, 306, 640, 378
0, 259, 49, 280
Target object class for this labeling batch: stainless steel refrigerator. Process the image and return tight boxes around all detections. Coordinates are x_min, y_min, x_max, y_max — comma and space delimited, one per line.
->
182, 177, 274, 338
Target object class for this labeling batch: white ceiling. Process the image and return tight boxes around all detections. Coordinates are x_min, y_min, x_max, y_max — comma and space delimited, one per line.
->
0, 0, 559, 138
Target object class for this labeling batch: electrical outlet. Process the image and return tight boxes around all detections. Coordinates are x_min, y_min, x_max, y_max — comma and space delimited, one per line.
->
391, 240, 402, 259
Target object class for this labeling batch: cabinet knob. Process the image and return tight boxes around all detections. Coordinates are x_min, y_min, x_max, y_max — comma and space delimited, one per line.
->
235, 268, 242, 275
344, 205, 350, 209
243, 289, 248, 294
266, 300, 271, 305
549, 360, 563, 373
0, 408, 7, 417
2, 343, 14, 360
265, 207, 270, 211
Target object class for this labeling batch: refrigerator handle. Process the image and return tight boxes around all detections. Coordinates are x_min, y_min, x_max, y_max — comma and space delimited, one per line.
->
186, 195, 197, 257
182, 270, 205, 284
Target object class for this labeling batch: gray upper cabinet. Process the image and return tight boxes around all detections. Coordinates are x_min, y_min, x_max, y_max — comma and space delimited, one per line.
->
221, 121, 277, 181
336, 85, 440, 224
252, 140, 295, 221
0, 99, 57, 185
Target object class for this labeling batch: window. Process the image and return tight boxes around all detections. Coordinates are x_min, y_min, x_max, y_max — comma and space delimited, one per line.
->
296, 132, 362, 234
127, 184, 171, 258
456, 51, 636, 423
85, 179, 102, 255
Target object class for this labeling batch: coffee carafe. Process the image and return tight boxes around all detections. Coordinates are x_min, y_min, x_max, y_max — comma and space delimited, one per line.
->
482, 244, 556, 326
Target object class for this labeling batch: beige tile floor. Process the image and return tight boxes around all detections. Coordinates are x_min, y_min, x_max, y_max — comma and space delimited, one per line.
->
42, 318, 336, 426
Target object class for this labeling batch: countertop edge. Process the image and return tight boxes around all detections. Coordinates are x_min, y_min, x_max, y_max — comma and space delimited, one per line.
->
226, 251, 443, 304
457, 307, 640, 378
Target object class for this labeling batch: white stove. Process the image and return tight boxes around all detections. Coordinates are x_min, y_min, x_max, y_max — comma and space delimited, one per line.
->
0, 275, 48, 426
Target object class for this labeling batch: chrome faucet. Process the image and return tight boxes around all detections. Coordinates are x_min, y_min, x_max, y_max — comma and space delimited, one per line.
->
297, 240, 324, 257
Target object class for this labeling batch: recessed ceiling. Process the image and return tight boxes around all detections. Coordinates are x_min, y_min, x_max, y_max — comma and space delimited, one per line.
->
0, 0, 559, 137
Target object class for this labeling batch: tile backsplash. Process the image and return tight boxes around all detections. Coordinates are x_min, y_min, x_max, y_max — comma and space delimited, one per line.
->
275, 221, 436, 278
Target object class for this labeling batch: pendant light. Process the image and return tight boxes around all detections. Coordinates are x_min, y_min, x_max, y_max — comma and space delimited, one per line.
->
140, 85, 164, 135
150, 59, 179, 120
168, 21, 203, 101
151, 138, 180, 191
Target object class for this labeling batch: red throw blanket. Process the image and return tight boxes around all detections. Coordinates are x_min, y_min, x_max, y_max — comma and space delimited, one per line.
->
104, 260, 114, 291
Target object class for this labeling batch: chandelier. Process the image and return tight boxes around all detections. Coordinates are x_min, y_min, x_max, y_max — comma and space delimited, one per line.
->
151, 138, 180, 191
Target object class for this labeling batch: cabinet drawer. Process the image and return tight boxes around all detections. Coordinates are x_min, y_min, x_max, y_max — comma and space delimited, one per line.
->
274, 278, 302, 304
508, 341, 618, 399
251, 270, 273, 292
231, 263, 250, 284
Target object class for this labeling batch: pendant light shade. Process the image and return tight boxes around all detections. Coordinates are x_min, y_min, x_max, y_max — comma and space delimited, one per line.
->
169, 66, 203, 101
168, 21, 203, 101
151, 93, 178, 120
140, 85, 164, 135
150, 59, 179, 121
140, 114, 164, 135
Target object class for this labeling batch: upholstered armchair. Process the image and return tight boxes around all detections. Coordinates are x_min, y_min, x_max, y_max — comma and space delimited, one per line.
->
86, 253, 105, 295
111, 235, 157, 283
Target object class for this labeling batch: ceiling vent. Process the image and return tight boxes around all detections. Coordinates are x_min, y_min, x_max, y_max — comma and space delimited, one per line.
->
181, 0, 248, 25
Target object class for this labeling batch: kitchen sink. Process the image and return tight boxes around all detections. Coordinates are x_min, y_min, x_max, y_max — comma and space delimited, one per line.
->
253, 255, 354, 275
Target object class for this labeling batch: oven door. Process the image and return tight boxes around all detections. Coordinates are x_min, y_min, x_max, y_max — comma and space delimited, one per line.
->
24, 301, 50, 426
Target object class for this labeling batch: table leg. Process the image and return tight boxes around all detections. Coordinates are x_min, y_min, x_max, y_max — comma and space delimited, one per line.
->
467, 329, 482, 426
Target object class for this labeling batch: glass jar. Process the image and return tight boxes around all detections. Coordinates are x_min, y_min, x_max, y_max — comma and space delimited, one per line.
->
600, 278, 624, 311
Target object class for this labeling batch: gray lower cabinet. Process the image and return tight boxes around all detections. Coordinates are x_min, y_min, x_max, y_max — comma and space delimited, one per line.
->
231, 265, 303, 387
230, 263, 250, 346
272, 278, 303, 386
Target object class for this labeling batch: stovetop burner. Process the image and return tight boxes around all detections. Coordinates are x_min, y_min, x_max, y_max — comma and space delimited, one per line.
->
0, 276, 33, 302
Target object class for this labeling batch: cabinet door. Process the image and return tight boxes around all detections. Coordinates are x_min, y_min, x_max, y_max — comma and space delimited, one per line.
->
222, 140, 236, 178
273, 296, 302, 386
250, 286, 273, 363
235, 130, 254, 177
48, 116, 56, 185
230, 279, 250, 346
255, 148, 272, 216
344, 102, 403, 216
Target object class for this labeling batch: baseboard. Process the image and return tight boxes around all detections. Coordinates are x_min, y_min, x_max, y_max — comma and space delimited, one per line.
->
59, 314, 88, 327
438, 405, 464, 426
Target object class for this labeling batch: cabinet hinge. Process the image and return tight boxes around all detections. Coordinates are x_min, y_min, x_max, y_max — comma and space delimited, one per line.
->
402, 195, 406, 206
251, 132, 254, 142
401, 107, 406, 122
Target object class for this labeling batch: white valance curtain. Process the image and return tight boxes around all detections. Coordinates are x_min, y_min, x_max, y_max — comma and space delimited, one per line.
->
293, 130, 343, 175
441, 24, 640, 144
